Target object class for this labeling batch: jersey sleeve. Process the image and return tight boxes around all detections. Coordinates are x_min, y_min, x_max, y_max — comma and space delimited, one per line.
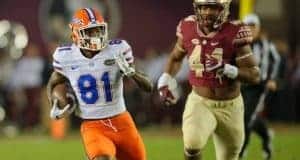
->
175, 15, 197, 53
232, 24, 253, 47
52, 47, 70, 76
176, 15, 196, 39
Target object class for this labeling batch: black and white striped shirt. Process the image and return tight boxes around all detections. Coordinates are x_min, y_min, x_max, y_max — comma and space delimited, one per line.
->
251, 38, 281, 81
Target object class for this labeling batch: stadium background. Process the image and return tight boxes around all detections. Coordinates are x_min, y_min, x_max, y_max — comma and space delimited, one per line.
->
0, 0, 299, 159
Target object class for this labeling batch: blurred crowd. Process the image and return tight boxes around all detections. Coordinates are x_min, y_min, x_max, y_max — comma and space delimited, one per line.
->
0, 20, 299, 136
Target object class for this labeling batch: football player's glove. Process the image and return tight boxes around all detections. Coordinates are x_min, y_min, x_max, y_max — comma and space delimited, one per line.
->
114, 54, 135, 77
157, 73, 179, 105
50, 93, 76, 120
222, 64, 238, 79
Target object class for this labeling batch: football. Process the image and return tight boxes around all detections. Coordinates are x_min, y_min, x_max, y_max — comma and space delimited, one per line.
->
51, 83, 75, 109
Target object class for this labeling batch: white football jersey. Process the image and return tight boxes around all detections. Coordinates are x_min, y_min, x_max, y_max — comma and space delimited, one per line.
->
52, 39, 134, 119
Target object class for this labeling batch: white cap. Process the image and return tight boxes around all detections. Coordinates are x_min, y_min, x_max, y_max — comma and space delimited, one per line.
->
243, 13, 260, 26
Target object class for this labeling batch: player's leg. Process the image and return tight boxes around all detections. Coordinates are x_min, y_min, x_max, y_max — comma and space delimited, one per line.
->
213, 95, 244, 160
239, 107, 255, 158
80, 120, 116, 160
253, 117, 273, 160
114, 112, 146, 160
182, 91, 217, 160
239, 121, 251, 159
239, 86, 263, 158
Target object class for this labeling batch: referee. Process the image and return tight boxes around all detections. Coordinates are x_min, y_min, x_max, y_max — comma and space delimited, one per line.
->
239, 14, 281, 160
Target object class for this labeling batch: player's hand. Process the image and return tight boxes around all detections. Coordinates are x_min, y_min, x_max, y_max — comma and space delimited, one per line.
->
114, 54, 135, 77
158, 86, 179, 106
157, 73, 179, 106
266, 80, 277, 91
205, 59, 238, 79
205, 58, 224, 72
50, 94, 76, 120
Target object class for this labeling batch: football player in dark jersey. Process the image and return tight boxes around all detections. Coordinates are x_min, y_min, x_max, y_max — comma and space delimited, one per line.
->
157, 0, 260, 160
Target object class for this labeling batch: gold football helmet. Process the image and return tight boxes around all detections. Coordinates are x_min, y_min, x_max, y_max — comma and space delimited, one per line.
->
193, 0, 231, 28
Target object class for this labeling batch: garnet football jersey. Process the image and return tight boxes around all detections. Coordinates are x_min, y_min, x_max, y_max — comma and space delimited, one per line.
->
176, 15, 252, 87
52, 39, 134, 119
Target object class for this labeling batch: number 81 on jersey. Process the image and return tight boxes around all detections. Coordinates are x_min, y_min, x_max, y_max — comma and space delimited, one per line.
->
77, 72, 112, 104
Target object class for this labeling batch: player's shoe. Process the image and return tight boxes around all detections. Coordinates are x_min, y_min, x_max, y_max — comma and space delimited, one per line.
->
263, 129, 274, 160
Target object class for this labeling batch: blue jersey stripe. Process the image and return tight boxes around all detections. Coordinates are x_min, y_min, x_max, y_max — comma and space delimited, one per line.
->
53, 60, 60, 64
58, 47, 72, 51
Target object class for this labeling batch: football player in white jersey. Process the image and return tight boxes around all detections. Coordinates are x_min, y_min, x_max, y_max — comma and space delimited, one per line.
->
47, 8, 153, 160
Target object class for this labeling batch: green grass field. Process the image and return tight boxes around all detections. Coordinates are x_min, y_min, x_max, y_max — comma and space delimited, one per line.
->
0, 124, 299, 160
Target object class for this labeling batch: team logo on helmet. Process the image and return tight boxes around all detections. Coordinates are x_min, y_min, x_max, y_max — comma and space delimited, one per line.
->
39, 0, 121, 45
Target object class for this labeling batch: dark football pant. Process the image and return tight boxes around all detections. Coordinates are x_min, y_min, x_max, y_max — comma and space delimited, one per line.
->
239, 85, 272, 159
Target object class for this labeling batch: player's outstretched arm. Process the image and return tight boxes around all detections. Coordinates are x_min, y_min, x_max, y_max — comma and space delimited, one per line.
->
130, 67, 154, 92
157, 38, 186, 105
164, 38, 186, 76
235, 44, 260, 84
47, 71, 69, 104
114, 53, 153, 92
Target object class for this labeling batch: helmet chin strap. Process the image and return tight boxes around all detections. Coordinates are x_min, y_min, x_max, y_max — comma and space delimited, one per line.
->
213, 14, 224, 29
197, 15, 220, 33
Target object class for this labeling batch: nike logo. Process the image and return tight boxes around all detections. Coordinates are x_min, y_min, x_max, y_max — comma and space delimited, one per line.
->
210, 42, 219, 46
71, 65, 79, 70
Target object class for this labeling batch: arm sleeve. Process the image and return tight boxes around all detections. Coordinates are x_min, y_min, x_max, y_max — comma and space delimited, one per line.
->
269, 42, 281, 79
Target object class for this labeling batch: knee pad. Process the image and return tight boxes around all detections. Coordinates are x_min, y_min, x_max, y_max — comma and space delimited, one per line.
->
184, 135, 207, 150
93, 155, 113, 160
184, 148, 201, 157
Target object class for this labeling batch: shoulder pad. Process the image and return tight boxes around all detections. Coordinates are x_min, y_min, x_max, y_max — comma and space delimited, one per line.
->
108, 39, 124, 46
57, 47, 72, 52
109, 39, 134, 63
57, 43, 73, 53
183, 15, 197, 22
53, 45, 74, 63
59, 43, 73, 48
176, 21, 183, 39
108, 39, 132, 53
230, 20, 244, 26
176, 15, 197, 39
233, 25, 253, 47
108, 39, 130, 49
53, 48, 64, 62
